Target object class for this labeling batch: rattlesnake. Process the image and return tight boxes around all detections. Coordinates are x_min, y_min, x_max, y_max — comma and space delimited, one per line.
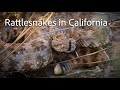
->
0, 12, 112, 76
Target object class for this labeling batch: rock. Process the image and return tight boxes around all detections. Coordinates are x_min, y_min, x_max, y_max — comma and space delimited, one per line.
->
0, 27, 53, 72
0, 12, 113, 77
79, 13, 112, 47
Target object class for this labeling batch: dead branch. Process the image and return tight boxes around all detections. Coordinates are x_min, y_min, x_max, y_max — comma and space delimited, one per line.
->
48, 43, 120, 66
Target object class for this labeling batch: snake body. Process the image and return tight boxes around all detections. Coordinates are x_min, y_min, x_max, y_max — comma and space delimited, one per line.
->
0, 12, 112, 76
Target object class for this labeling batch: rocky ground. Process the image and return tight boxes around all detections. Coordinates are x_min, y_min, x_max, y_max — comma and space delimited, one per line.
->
49, 12, 120, 78
0, 12, 120, 78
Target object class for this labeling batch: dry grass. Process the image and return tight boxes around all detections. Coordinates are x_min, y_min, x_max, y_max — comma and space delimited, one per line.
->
0, 12, 54, 64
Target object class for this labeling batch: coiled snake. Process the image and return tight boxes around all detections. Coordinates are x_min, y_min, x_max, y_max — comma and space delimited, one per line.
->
0, 12, 113, 76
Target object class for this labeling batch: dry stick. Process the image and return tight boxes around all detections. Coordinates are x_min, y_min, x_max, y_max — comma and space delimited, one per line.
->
21, 12, 52, 36
100, 47, 110, 59
0, 13, 40, 58
48, 43, 120, 66
20, 12, 54, 70
48, 57, 120, 78
0, 31, 34, 64
1, 12, 117, 64
0, 12, 54, 64
0, 12, 46, 55
75, 51, 79, 57
14, 12, 35, 38
44, 12, 54, 23
19, 12, 49, 35
17, 12, 50, 38
38, 12, 50, 22
0, 12, 35, 55
78, 57, 120, 66
0, 27, 31, 54
9, 12, 35, 42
